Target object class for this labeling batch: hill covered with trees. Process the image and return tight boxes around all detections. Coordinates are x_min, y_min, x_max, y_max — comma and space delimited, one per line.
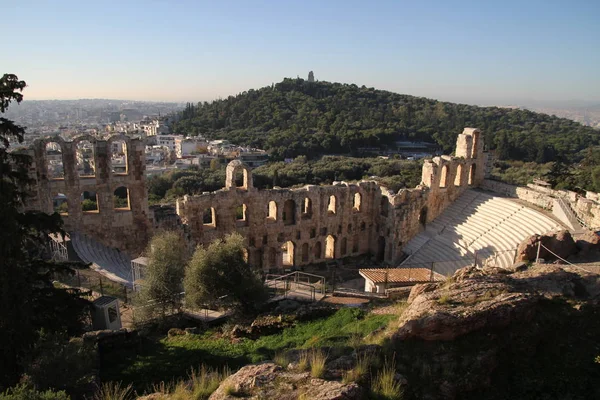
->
174, 78, 599, 162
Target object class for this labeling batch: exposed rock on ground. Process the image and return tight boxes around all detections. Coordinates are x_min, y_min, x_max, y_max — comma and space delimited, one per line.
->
516, 229, 577, 262
391, 263, 600, 400
208, 362, 362, 400
396, 264, 599, 341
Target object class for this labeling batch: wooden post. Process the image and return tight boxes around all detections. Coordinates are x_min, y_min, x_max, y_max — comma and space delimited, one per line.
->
99, 277, 104, 296
536, 240, 542, 264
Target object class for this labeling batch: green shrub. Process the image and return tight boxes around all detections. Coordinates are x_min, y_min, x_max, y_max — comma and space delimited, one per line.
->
0, 384, 69, 400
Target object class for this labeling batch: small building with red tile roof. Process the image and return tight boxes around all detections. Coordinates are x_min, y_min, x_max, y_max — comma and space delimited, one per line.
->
359, 267, 445, 294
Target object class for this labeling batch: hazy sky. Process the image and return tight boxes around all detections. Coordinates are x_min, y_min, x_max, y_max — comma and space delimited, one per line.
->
3, 0, 599, 105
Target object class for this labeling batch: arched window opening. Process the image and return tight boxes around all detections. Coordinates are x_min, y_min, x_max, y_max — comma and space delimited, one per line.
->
302, 197, 312, 218
455, 164, 463, 186
301, 243, 309, 262
313, 241, 322, 260
268, 201, 277, 220
327, 195, 336, 214
283, 199, 296, 225
242, 248, 249, 263
203, 207, 216, 227
440, 165, 449, 188
45, 142, 64, 179
113, 186, 130, 210
353, 192, 362, 212
469, 164, 477, 185
53, 193, 68, 215
281, 241, 295, 267
380, 197, 389, 217
341, 237, 347, 256
81, 191, 99, 212
352, 235, 359, 253
111, 140, 128, 174
236, 204, 247, 223
234, 169, 245, 188
325, 235, 336, 259
360, 222, 366, 231
76, 140, 95, 177
347, 224, 353, 233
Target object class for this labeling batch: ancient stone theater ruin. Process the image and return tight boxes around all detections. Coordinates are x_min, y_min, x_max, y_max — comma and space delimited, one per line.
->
24, 128, 568, 285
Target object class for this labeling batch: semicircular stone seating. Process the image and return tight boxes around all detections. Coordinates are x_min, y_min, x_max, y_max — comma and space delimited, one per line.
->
401, 189, 563, 275
70, 231, 133, 287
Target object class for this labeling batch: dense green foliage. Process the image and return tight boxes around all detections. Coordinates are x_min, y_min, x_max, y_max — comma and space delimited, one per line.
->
490, 146, 600, 193
148, 156, 422, 204
102, 307, 394, 391
175, 78, 599, 162
184, 233, 267, 314
138, 231, 187, 320
0, 385, 69, 400
0, 74, 90, 389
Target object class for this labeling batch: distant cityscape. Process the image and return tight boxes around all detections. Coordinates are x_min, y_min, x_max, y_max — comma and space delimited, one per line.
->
6, 99, 270, 177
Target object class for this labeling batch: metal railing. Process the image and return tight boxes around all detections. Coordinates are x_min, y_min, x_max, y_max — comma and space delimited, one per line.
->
265, 271, 326, 301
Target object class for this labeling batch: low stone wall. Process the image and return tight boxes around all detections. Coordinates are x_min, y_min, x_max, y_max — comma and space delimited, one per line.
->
480, 179, 554, 210
481, 179, 600, 230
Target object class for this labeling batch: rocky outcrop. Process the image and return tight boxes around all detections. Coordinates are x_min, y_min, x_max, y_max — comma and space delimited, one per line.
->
395, 264, 600, 342
575, 231, 600, 254
208, 362, 362, 400
516, 230, 577, 262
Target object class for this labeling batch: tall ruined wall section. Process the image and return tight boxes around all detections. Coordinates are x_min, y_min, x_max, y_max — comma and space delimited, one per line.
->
177, 160, 390, 269
177, 128, 486, 268
25, 127, 485, 267
27, 135, 151, 254
387, 128, 487, 262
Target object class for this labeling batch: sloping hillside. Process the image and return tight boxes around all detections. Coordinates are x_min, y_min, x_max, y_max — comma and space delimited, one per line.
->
174, 78, 599, 161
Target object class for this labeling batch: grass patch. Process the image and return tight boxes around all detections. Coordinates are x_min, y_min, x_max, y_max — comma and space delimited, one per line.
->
437, 293, 452, 305
93, 382, 133, 400
309, 349, 328, 378
372, 357, 403, 400
101, 308, 393, 392
273, 351, 290, 368
342, 353, 372, 384
298, 351, 310, 372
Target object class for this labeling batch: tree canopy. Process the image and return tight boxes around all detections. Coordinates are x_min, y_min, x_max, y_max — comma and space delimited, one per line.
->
138, 231, 188, 320
0, 74, 90, 389
174, 78, 599, 162
184, 233, 267, 314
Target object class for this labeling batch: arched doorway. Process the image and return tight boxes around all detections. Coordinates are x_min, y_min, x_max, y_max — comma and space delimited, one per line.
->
281, 241, 295, 266
325, 235, 336, 259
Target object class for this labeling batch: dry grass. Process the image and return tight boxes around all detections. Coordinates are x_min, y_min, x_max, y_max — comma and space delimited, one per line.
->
342, 353, 372, 384
147, 365, 230, 400
273, 351, 290, 368
372, 357, 403, 400
93, 382, 133, 400
309, 349, 328, 378
298, 351, 310, 372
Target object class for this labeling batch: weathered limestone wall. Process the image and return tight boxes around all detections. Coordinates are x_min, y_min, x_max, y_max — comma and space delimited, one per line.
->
26, 127, 486, 267
481, 179, 600, 230
177, 128, 487, 269
27, 135, 152, 254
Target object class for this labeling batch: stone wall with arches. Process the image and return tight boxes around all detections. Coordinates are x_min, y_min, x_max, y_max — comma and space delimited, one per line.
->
177, 128, 487, 269
24, 127, 486, 267
25, 134, 151, 254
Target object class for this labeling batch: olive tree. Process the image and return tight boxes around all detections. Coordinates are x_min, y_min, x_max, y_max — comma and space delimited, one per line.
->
184, 233, 267, 314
